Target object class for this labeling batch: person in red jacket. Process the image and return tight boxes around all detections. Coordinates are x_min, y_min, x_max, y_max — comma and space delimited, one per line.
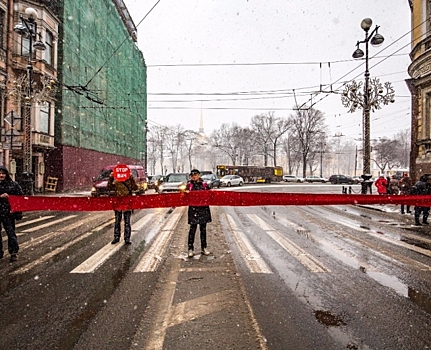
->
374, 175, 388, 195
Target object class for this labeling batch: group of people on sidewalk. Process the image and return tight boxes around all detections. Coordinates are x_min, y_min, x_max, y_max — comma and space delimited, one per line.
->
374, 172, 431, 226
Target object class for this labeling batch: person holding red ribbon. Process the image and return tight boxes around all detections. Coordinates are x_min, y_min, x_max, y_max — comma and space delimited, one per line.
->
107, 169, 138, 244
0, 166, 24, 262
187, 169, 212, 258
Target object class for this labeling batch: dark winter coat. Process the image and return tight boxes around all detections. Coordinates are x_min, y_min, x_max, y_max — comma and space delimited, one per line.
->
0, 166, 24, 216
107, 174, 138, 197
413, 176, 431, 196
398, 176, 412, 195
187, 179, 212, 225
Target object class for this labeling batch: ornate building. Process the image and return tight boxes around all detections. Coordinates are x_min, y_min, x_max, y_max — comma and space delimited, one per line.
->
1, 1, 59, 191
407, 0, 431, 180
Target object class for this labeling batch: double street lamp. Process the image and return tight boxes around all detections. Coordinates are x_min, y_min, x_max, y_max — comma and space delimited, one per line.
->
12, 7, 55, 194
341, 18, 395, 191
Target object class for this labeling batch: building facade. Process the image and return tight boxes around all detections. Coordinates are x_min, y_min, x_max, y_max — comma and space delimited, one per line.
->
1, 0, 59, 191
0, 0, 147, 192
48, 0, 147, 191
407, 0, 431, 181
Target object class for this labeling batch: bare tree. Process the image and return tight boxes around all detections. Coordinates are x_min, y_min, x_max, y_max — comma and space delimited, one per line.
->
182, 130, 198, 171
372, 137, 401, 174
164, 125, 185, 173
250, 112, 290, 166
148, 125, 169, 175
393, 129, 410, 168
288, 107, 327, 177
210, 123, 243, 165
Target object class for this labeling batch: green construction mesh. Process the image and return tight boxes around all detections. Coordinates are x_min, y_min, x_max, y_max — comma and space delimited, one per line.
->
56, 0, 147, 160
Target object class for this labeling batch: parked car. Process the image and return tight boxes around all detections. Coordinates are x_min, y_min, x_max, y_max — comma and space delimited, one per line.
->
352, 175, 363, 184
220, 175, 244, 187
91, 164, 147, 197
158, 173, 188, 193
328, 174, 355, 185
282, 175, 304, 183
201, 173, 221, 189
305, 175, 327, 183
148, 175, 164, 191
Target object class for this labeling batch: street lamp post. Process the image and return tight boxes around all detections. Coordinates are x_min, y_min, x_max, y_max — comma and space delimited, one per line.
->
13, 8, 55, 195
341, 18, 395, 193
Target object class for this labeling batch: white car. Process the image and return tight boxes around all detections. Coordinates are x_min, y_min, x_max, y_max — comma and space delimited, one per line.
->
282, 175, 304, 183
220, 175, 244, 187
158, 173, 188, 193
305, 175, 327, 183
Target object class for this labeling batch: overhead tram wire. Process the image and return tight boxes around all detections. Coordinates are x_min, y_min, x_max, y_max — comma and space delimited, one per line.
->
295, 18, 428, 112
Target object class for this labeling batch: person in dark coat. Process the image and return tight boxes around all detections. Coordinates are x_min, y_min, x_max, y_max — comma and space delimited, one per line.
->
413, 175, 431, 226
107, 171, 138, 244
398, 173, 412, 214
0, 166, 24, 262
187, 169, 212, 257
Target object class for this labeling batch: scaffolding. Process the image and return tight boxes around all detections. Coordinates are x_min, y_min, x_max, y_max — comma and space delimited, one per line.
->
57, 0, 147, 161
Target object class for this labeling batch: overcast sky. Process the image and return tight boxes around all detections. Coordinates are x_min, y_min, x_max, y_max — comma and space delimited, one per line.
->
122, 0, 412, 143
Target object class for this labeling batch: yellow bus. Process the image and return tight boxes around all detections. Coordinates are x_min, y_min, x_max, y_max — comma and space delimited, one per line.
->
216, 165, 283, 183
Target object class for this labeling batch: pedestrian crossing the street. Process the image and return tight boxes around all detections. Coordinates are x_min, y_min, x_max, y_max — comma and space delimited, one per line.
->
6, 207, 431, 280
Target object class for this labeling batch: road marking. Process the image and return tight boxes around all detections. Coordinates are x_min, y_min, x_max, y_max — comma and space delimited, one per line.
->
12, 231, 94, 274
134, 212, 182, 272
16, 215, 55, 228
328, 217, 431, 269
71, 214, 156, 273
247, 214, 330, 273
225, 214, 272, 274
11, 215, 113, 275
20, 215, 78, 233
16, 216, 90, 249
168, 289, 236, 327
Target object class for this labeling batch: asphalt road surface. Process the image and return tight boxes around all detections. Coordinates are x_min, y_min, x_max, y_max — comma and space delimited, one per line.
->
0, 184, 430, 349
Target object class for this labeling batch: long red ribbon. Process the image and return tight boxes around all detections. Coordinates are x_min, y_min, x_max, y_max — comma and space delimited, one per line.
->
7, 192, 431, 212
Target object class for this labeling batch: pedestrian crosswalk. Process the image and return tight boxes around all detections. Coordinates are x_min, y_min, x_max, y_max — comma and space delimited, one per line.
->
6, 207, 431, 281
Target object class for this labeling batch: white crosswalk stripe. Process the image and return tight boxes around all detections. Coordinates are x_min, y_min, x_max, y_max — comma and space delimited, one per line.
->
134, 211, 183, 272
247, 214, 330, 273
225, 214, 272, 274
71, 214, 156, 273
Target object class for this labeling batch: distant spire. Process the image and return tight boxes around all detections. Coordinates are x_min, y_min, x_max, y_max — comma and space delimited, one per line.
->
199, 104, 204, 134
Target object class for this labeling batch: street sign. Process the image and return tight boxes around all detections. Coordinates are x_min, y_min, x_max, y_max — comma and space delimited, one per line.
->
113, 164, 130, 182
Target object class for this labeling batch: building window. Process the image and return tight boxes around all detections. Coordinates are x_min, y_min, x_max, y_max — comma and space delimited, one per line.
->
40, 102, 50, 134
20, 23, 36, 57
0, 9, 5, 48
45, 31, 53, 65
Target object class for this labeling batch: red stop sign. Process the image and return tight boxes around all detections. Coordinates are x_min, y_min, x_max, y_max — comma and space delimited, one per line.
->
113, 164, 130, 182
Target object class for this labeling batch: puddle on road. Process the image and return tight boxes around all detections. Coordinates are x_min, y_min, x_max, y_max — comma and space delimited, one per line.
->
314, 310, 346, 326
319, 241, 431, 315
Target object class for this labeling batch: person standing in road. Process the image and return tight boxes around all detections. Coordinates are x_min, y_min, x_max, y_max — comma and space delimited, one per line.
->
398, 173, 412, 214
187, 169, 212, 258
413, 175, 431, 226
107, 171, 138, 244
374, 175, 388, 195
0, 166, 24, 262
